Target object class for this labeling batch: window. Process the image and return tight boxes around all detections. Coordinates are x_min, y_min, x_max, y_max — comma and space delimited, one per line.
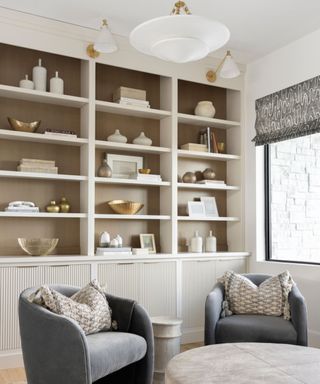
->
265, 134, 320, 264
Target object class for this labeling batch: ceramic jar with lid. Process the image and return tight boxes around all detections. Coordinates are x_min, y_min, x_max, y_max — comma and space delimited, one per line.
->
46, 200, 60, 213
133, 132, 152, 146
107, 129, 127, 143
59, 197, 70, 213
19, 75, 34, 90
194, 101, 216, 118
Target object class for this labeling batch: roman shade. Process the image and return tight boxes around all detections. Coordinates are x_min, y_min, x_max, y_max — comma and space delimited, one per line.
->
253, 75, 320, 146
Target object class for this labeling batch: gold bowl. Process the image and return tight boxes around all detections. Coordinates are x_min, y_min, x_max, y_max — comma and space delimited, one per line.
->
18, 238, 59, 256
138, 168, 151, 174
107, 200, 144, 215
8, 117, 41, 133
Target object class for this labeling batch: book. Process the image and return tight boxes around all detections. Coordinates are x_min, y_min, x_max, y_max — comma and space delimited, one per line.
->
117, 100, 150, 108
21, 158, 55, 166
196, 180, 226, 185
130, 173, 162, 181
17, 165, 58, 174
116, 97, 150, 106
96, 247, 132, 252
132, 248, 149, 255
44, 131, 78, 138
96, 250, 132, 256
180, 143, 208, 152
5, 206, 39, 212
211, 131, 219, 153
113, 86, 147, 102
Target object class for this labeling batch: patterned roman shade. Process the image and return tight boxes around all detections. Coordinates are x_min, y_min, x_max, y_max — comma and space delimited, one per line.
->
253, 75, 320, 146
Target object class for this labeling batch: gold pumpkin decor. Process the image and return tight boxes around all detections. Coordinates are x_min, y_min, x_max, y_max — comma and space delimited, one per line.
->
107, 200, 144, 215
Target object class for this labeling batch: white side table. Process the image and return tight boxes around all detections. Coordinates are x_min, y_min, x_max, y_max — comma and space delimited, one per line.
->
151, 316, 183, 384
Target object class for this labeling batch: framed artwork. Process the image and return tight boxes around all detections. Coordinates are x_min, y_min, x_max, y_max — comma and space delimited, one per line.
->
106, 154, 143, 179
200, 196, 219, 217
140, 234, 156, 253
187, 201, 206, 217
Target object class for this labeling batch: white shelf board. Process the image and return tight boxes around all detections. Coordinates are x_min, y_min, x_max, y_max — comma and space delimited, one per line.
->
178, 113, 240, 129
0, 129, 88, 146
0, 170, 87, 182
178, 216, 239, 222
178, 149, 240, 161
0, 84, 88, 108
95, 177, 170, 187
178, 182, 239, 191
96, 100, 171, 120
95, 140, 170, 154
0, 252, 250, 265
95, 214, 171, 220
0, 212, 87, 218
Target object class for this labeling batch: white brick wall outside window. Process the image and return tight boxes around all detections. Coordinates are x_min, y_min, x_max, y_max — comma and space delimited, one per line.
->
269, 133, 320, 263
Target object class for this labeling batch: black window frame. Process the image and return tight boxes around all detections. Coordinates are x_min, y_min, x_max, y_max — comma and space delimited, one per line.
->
264, 143, 320, 265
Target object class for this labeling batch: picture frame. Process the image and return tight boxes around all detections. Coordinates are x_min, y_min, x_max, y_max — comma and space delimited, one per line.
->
140, 234, 156, 254
187, 201, 206, 217
200, 196, 219, 217
106, 154, 143, 179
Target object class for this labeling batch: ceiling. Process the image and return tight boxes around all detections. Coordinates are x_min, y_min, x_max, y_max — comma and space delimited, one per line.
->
1, 0, 320, 63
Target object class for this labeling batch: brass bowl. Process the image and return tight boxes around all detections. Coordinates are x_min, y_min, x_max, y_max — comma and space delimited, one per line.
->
18, 238, 59, 256
138, 168, 151, 174
107, 200, 144, 215
8, 117, 41, 133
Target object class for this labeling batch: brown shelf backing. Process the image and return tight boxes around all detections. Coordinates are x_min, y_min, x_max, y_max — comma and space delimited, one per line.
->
95, 184, 160, 216
96, 64, 162, 110
0, 140, 81, 175
0, 217, 81, 256
0, 98, 81, 137
0, 43, 82, 97
94, 219, 161, 253
178, 222, 228, 253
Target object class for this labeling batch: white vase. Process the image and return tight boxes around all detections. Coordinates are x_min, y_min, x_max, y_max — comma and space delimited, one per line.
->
194, 101, 216, 118
50, 71, 64, 94
190, 231, 203, 253
99, 231, 110, 247
107, 129, 127, 143
205, 230, 217, 252
19, 75, 34, 90
133, 132, 152, 146
32, 58, 47, 91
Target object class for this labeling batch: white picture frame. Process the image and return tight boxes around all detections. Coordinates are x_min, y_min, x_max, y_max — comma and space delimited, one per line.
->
187, 201, 206, 217
106, 154, 143, 179
140, 234, 156, 254
200, 196, 219, 217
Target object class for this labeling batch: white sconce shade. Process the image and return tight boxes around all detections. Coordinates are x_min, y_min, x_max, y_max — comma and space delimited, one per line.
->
219, 51, 240, 78
93, 19, 118, 53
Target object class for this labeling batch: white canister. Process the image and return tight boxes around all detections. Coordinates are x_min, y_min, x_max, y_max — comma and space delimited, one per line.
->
19, 75, 34, 90
32, 58, 47, 91
133, 132, 152, 146
110, 238, 119, 248
115, 234, 123, 247
194, 101, 216, 118
50, 71, 64, 94
99, 231, 110, 247
190, 231, 203, 253
205, 230, 217, 252
107, 129, 127, 143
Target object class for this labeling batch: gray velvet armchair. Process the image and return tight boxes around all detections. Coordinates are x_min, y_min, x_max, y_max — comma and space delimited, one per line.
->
205, 273, 308, 346
19, 285, 154, 384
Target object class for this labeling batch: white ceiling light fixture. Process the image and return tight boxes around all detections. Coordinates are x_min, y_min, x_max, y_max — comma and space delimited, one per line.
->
206, 50, 240, 82
129, 1, 230, 63
87, 19, 118, 58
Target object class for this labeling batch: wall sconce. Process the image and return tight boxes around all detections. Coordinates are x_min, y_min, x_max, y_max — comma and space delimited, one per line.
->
87, 19, 118, 58
206, 50, 240, 82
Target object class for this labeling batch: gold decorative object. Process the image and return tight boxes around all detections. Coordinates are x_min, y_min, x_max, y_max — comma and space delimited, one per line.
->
138, 168, 151, 174
18, 238, 59, 256
206, 50, 240, 83
87, 43, 100, 59
46, 200, 60, 213
217, 142, 225, 153
182, 172, 197, 183
59, 197, 70, 213
87, 19, 117, 58
203, 168, 216, 180
8, 117, 41, 133
107, 200, 144, 215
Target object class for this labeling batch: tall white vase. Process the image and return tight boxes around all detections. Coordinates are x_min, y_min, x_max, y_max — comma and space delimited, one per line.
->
50, 71, 64, 94
32, 58, 47, 92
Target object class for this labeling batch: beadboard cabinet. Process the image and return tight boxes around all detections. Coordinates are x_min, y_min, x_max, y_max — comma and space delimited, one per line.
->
0, 8, 249, 368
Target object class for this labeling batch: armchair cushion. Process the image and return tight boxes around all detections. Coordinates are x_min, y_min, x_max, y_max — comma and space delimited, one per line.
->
87, 332, 147, 382
215, 314, 297, 344
30, 280, 112, 335
219, 271, 294, 320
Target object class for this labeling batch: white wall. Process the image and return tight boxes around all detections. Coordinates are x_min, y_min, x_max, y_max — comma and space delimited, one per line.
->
245, 28, 320, 346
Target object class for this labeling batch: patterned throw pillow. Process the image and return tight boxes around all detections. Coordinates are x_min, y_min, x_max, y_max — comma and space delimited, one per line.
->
219, 271, 294, 320
29, 279, 112, 335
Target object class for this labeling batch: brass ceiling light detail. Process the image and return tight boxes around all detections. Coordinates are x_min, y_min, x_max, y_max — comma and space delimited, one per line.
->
206, 50, 240, 82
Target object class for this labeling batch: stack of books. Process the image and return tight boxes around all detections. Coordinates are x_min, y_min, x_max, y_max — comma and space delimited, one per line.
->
113, 86, 150, 109
96, 247, 132, 256
199, 127, 218, 153
17, 159, 58, 174
196, 180, 226, 186
132, 248, 149, 256
130, 173, 162, 182
181, 143, 208, 152
5, 202, 39, 213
